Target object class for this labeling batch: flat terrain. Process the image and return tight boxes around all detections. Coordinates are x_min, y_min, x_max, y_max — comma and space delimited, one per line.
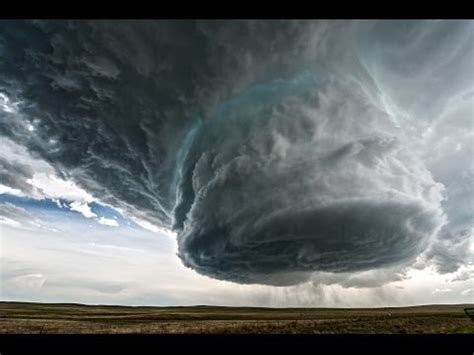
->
0, 302, 473, 334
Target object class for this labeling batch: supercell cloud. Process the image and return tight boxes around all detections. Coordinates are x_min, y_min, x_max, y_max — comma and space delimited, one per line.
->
175, 76, 445, 284
0, 20, 472, 285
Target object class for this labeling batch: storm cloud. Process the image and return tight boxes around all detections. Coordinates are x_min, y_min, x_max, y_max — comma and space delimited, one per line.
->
0, 20, 471, 285
174, 75, 445, 284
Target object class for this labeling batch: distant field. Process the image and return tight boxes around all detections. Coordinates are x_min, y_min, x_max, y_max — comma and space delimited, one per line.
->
0, 302, 473, 334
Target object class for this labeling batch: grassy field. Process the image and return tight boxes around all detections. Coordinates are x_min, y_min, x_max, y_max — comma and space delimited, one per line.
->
0, 302, 473, 334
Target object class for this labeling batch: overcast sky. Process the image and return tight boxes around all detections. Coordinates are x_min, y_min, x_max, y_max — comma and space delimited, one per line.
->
0, 20, 472, 307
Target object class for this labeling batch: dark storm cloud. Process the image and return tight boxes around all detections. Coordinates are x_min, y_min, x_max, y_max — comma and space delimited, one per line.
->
0, 20, 335, 228
0, 20, 469, 285
174, 76, 445, 284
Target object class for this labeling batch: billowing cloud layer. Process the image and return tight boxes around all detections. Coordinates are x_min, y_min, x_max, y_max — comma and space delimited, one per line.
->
0, 20, 472, 285
175, 75, 445, 283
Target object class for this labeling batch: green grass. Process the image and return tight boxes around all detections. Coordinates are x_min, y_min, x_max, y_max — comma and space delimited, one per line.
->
0, 302, 472, 334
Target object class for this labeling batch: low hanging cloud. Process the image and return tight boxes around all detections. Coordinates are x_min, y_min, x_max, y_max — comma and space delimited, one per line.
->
0, 20, 472, 285
175, 76, 445, 284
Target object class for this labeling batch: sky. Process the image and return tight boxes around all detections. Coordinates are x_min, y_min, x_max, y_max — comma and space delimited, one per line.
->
0, 20, 473, 307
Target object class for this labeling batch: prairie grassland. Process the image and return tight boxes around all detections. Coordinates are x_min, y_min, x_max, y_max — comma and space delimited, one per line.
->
0, 302, 472, 334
